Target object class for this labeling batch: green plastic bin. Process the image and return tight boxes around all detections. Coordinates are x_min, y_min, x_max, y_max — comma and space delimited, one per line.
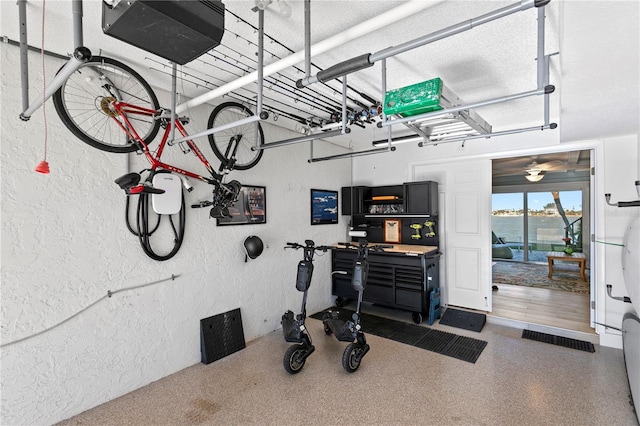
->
383, 77, 443, 117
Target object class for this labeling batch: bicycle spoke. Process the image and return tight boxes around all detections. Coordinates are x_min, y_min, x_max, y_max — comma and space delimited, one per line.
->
53, 56, 160, 153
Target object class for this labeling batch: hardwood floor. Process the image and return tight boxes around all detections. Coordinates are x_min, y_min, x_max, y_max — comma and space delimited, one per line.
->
490, 282, 593, 334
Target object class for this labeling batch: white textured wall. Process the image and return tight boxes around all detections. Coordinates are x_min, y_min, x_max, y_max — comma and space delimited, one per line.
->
1, 45, 351, 424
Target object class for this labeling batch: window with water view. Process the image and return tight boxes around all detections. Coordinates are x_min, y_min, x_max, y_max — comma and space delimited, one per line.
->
492, 191, 583, 262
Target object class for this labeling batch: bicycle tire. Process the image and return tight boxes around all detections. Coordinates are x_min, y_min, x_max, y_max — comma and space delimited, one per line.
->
207, 102, 264, 170
53, 56, 160, 154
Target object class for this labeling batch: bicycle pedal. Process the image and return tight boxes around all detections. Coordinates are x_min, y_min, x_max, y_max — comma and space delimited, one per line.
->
209, 205, 230, 219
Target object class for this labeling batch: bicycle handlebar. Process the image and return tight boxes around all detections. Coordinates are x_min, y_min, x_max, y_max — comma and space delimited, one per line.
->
191, 200, 213, 208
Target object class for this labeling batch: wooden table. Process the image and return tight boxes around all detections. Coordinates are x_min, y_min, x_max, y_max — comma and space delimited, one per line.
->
547, 251, 587, 281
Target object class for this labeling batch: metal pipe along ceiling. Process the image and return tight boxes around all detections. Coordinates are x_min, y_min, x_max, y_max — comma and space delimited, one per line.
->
175, 0, 444, 115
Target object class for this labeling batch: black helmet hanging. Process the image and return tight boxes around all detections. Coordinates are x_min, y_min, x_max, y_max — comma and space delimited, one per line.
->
244, 236, 264, 262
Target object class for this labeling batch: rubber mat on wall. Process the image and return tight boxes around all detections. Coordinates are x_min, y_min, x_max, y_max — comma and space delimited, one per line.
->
200, 308, 246, 364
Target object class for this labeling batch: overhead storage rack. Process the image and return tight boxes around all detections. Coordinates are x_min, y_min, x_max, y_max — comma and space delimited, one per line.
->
297, 0, 557, 161
381, 77, 492, 145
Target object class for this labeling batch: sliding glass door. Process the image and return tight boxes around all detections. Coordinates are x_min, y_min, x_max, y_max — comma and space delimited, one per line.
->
492, 190, 584, 262
492, 193, 525, 260
527, 190, 583, 259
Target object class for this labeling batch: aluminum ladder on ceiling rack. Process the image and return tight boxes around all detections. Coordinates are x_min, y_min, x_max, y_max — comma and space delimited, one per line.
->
392, 82, 492, 145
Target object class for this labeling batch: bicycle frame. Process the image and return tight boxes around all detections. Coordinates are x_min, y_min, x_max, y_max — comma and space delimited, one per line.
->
110, 100, 222, 185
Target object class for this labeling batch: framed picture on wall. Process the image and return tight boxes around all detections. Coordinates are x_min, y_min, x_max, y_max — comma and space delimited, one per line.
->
216, 185, 266, 226
384, 218, 401, 243
310, 189, 338, 225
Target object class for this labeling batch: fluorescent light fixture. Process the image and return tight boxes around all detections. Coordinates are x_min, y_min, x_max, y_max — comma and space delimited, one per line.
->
430, 130, 481, 141
372, 134, 423, 146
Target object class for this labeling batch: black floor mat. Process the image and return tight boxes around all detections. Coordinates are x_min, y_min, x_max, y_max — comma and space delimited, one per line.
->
522, 329, 595, 353
439, 308, 486, 332
310, 308, 487, 363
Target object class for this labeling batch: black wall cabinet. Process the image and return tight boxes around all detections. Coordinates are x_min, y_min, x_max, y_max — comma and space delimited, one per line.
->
342, 181, 437, 216
405, 181, 438, 215
342, 180, 439, 246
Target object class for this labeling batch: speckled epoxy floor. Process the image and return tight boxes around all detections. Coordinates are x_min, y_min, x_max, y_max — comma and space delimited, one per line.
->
57, 305, 638, 426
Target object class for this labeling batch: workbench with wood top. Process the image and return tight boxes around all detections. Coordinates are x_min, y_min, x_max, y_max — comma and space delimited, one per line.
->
330, 242, 441, 324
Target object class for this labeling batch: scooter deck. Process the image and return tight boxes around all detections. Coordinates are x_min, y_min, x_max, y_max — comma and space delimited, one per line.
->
324, 318, 356, 342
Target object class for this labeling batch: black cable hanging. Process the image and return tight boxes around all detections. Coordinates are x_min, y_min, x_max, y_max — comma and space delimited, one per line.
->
124, 172, 186, 261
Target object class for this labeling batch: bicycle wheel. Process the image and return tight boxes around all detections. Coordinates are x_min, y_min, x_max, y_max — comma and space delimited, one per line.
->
53, 56, 160, 154
207, 102, 264, 170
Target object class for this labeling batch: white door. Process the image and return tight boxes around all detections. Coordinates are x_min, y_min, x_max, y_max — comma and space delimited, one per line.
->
414, 158, 492, 311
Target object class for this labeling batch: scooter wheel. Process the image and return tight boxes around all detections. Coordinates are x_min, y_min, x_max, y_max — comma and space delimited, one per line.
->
323, 323, 333, 335
284, 344, 307, 374
342, 343, 361, 373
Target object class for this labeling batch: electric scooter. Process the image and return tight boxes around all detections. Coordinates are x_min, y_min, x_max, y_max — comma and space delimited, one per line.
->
322, 239, 392, 373
281, 240, 331, 374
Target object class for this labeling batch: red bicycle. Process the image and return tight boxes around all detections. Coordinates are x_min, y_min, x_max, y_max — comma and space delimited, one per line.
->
52, 55, 265, 218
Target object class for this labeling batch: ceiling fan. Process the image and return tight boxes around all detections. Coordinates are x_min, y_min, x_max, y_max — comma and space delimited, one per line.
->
525, 159, 567, 173
524, 161, 547, 182
523, 158, 591, 182
492, 151, 592, 179
524, 160, 563, 182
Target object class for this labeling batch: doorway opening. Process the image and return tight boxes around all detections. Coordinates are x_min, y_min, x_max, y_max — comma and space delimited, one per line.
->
490, 150, 593, 333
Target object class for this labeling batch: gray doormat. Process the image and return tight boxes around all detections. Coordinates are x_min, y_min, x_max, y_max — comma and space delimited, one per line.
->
522, 329, 595, 353
311, 308, 487, 363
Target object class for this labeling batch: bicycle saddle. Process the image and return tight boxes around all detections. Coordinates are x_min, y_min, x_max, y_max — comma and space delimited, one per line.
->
115, 172, 140, 189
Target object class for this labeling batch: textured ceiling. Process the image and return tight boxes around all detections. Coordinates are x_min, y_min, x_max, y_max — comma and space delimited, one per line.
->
492, 149, 590, 178
2, 0, 638, 151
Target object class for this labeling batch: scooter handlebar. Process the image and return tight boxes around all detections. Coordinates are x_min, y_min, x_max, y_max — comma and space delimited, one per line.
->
337, 241, 356, 248
284, 242, 332, 252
